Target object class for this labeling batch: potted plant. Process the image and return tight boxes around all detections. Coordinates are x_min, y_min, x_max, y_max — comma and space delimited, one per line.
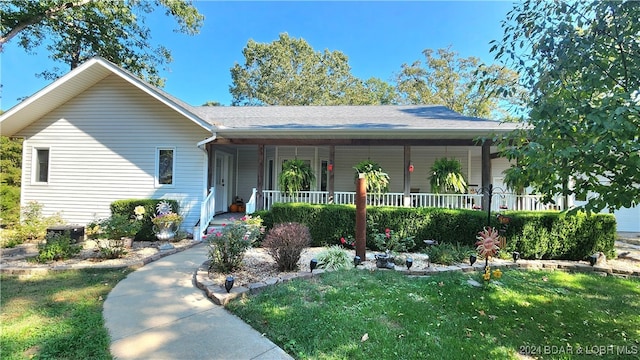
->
429, 157, 467, 194
278, 159, 315, 196
353, 160, 390, 194
152, 201, 183, 241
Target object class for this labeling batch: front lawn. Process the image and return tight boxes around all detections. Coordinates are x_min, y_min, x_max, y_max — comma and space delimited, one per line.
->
0, 268, 131, 360
228, 270, 640, 360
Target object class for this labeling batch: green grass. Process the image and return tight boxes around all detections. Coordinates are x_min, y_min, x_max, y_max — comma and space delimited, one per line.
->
0, 268, 132, 360
228, 270, 640, 360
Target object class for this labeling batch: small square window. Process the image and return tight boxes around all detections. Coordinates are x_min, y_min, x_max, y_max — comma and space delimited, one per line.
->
35, 148, 49, 183
157, 148, 174, 185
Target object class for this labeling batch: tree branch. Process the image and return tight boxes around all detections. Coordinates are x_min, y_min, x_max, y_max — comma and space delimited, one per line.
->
0, 0, 92, 50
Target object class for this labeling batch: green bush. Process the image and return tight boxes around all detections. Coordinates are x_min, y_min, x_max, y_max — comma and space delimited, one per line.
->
262, 222, 312, 271
96, 239, 128, 259
371, 228, 415, 252
110, 199, 179, 240
6, 201, 64, 246
206, 215, 263, 273
316, 245, 352, 270
264, 203, 616, 260
35, 231, 81, 262
426, 242, 475, 265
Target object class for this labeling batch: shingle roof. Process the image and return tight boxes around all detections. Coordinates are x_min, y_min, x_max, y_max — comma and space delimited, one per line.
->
192, 105, 517, 137
192, 105, 518, 132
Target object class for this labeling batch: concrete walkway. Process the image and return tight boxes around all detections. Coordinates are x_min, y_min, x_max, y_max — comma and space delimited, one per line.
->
103, 243, 293, 360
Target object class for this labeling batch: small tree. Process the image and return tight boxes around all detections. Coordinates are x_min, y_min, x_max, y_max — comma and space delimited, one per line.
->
262, 222, 312, 271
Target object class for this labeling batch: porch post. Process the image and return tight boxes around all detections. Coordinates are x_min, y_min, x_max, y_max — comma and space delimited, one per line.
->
257, 144, 264, 211
355, 173, 367, 260
328, 145, 335, 204
481, 141, 492, 211
403, 145, 411, 207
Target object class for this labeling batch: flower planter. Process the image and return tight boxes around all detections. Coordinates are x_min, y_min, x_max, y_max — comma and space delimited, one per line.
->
122, 237, 134, 249
153, 222, 177, 242
375, 253, 395, 269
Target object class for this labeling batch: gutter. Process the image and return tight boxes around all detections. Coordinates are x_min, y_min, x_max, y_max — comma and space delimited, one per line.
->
197, 133, 217, 150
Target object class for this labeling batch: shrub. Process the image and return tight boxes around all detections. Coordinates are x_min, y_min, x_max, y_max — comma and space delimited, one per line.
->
426, 242, 474, 265
262, 222, 312, 271
316, 245, 352, 271
266, 203, 616, 259
35, 231, 81, 263
206, 215, 263, 273
96, 239, 128, 259
371, 228, 415, 252
7, 201, 64, 246
110, 199, 180, 240
96, 213, 144, 240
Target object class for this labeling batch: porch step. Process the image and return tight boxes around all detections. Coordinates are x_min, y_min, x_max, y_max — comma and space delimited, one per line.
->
204, 212, 240, 236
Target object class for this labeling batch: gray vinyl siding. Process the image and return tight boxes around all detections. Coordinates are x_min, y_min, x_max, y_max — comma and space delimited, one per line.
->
17, 74, 209, 229
236, 146, 258, 202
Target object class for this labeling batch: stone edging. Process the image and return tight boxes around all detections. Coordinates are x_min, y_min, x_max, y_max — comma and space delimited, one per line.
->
0, 240, 203, 275
195, 258, 640, 306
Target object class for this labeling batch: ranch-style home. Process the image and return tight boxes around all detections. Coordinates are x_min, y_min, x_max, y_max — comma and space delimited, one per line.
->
1, 57, 637, 238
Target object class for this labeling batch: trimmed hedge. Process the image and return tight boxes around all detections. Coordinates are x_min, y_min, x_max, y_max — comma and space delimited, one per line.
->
110, 199, 180, 241
263, 203, 616, 260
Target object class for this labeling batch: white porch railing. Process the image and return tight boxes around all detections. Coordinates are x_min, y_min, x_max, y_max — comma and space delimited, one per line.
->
260, 190, 565, 212
198, 187, 216, 241
245, 188, 257, 215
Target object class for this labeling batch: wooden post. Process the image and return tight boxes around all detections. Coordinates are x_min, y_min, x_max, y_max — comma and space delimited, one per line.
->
355, 173, 367, 260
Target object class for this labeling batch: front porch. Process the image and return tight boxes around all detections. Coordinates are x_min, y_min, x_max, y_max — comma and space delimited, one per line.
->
252, 189, 565, 212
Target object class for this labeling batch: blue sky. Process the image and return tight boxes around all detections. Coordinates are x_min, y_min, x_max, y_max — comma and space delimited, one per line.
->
1, 1, 516, 110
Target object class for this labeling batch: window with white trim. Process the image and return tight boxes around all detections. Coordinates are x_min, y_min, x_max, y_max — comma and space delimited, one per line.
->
156, 147, 175, 186
34, 148, 50, 183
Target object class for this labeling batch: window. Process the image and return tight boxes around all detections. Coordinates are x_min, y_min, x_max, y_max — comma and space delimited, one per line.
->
321, 160, 328, 191
157, 148, 175, 186
34, 148, 49, 183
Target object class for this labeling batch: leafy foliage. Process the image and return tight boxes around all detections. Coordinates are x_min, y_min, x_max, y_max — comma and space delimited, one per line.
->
371, 228, 415, 253
426, 242, 474, 265
278, 159, 315, 195
0, 136, 22, 227
5, 201, 64, 246
265, 203, 616, 259
429, 157, 467, 194
91, 213, 143, 240
353, 160, 390, 194
230, 33, 397, 106
493, 0, 640, 212
110, 199, 179, 240
262, 222, 312, 271
0, 0, 203, 86
96, 239, 128, 259
395, 47, 526, 119
316, 245, 352, 271
35, 231, 81, 262
206, 215, 264, 273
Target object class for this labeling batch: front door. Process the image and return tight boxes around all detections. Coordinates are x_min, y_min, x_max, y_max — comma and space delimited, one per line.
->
215, 152, 231, 213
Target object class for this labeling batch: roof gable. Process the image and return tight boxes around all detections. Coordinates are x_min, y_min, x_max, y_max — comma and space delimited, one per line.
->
0, 57, 211, 136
